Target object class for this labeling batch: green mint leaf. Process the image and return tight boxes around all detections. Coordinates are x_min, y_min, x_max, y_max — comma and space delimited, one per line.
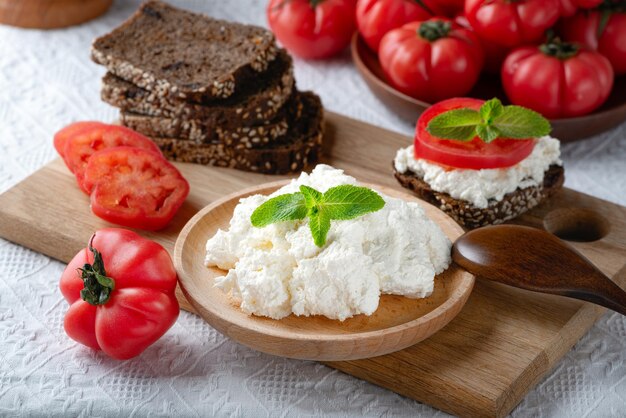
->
321, 185, 385, 220
476, 124, 501, 143
426, 108, 481, 141
250, 192, 307, 227
299, 185, 323, 211
480, 98, 504, 123
308, 211, 331, 248
492, 105, 551, 139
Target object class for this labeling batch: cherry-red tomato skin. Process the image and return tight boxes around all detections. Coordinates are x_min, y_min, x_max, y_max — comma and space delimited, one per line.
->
501, 46, 614, 118
414, 98, 536, 170
59, 229, 180, 360
356, 0, 444, 52
560, 11, 626, 75
267, 0, 357, 59
454, 13, 510, 74
379, 18, 484, 103
559, 0, 602, 17
465, 0, 560, 48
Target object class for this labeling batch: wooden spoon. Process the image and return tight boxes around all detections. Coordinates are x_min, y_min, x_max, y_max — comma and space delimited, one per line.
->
452, 224, 626, 316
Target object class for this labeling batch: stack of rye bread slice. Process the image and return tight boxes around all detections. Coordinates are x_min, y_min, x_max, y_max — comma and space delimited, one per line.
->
91, 0, 323, 174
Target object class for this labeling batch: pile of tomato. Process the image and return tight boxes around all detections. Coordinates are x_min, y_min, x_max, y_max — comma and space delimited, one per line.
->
55, 122, 190, 230
267, 0, 625, 119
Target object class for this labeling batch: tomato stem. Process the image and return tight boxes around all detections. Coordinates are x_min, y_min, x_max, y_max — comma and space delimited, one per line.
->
539, 38, 579, 60
78, 234, 115, 306
418, 20, 451, 42
309, 0, 325, 7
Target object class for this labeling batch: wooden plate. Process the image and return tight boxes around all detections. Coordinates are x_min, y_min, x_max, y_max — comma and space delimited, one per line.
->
174, 180, 475, 361
0, 0, 113, 29
352, 33, 626, 143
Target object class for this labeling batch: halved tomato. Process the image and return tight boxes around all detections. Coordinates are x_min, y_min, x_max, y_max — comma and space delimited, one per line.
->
62, 124, 161, 193
83, 147, 189, 231
54, 121, 106, 157
415, 98, 536, 169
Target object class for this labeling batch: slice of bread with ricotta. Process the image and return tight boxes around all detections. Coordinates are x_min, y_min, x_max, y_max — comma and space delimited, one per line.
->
393, 137, 565, 229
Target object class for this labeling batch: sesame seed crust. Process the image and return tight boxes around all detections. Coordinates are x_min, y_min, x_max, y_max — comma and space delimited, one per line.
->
100, 50, 294, 125
120, 91, 304, 148
150, 91, 324, 175
90, 0, 278, 102
393, 165, 565, 229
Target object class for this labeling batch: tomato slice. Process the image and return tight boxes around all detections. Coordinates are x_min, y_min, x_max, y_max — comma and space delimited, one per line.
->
54, 121, 107, 157
415, 98, 536, 170
84, 147, 190, 231
63, 124, 162, 193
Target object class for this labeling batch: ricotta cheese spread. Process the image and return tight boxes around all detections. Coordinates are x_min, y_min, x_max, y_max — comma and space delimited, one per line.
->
205, 165, 452, 321
393, 136, 562, 208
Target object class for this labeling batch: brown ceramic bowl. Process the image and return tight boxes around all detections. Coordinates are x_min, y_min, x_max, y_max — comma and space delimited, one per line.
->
352, 33, 626, 143
0, 0, 112, 29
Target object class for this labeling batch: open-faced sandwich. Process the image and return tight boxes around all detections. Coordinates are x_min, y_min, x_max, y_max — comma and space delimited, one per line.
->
394, 98, 564, 229
205, 165, 452, 321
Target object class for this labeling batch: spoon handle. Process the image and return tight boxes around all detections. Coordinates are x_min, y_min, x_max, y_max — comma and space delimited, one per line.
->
559, 277, 626, 316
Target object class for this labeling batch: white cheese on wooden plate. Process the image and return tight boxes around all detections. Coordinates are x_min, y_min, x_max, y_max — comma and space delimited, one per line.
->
394, 136, 562, 209
205, 165, 451, 321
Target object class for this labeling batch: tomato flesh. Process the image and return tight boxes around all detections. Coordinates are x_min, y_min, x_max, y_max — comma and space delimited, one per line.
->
415, 98, 536, 170
54, 121, 106, 158
84, 147, 189, 231
63, 124, 162, 194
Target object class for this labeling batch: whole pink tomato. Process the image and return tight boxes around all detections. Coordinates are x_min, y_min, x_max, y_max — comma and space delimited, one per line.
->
267, 0, 357, 59
502, 40, 614, 118
379, 18, 484, 102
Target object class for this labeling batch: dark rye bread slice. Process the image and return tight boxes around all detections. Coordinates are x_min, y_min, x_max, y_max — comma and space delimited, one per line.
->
151, 92, 323, 175
101, 49, 294, 123
119, 91, 304, 147
394, 165, 565, 229
91, 0, 278, 103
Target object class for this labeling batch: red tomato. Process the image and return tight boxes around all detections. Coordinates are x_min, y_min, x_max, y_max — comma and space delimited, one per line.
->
559, 8, 626, 75
379, 18, 483, 103
84, 147, 190, 231
415, 98, 536, 169
454, 13, 510, 74
502, 41, 614, 118
465, 0, 560, 48
54, 121, 106, 157
356, 0, 444, 52
267, 0, 357, 59
62, 124, 162, 193
437, 0, 465, 17
60, 228, 179, 360
559, 0, 602, 17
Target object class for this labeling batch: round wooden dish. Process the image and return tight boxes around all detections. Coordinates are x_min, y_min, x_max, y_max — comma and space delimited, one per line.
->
352, 33, 626, 143
0, 0, 113, 29
175, 181, 475, 361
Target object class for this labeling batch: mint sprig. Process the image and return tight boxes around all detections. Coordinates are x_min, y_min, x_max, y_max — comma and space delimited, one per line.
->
250, 184, 385, 247
426, 98, 551, 143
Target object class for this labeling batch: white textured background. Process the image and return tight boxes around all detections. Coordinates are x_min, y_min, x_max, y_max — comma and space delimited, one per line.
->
1, 1, 625, 416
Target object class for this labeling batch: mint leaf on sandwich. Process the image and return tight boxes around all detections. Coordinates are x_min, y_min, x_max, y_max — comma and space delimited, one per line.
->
427, 98, 551, 143
251, 184, 386, 247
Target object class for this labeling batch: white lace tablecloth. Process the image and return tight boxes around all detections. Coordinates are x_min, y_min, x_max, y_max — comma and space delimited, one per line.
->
1, 1, 625, 416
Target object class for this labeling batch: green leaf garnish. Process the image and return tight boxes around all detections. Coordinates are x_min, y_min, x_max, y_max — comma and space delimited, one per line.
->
426, 98, 551, 143
322, 184, 385, 220
250, 192, 307, 227
250, 184, 386, 247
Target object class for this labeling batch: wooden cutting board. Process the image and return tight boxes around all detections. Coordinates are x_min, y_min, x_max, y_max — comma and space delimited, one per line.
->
1, 112, 625, 417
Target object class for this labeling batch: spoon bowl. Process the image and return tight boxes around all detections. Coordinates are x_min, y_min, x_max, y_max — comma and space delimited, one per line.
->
452, 225, 626, 316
